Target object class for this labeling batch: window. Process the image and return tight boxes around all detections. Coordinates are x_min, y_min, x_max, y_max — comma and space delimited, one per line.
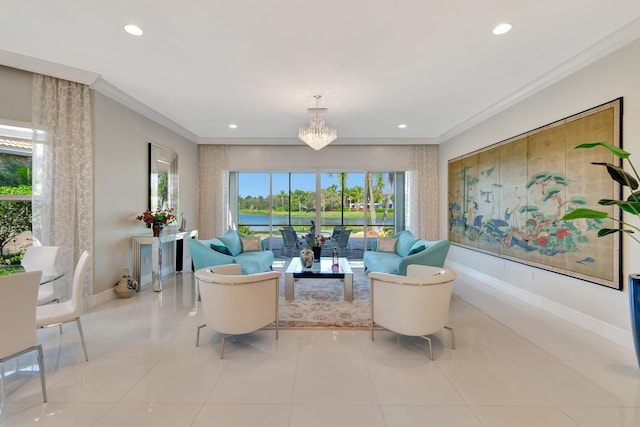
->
233, 170, 405, 257
0, 124, 34, 264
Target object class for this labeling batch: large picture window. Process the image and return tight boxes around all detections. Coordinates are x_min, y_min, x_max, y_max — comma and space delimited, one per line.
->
233, 170, 404, 259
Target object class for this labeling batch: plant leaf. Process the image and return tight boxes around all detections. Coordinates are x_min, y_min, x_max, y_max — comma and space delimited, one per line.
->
618, 202, 640, 215
592, 162, 639, 190
597, 199, 621, 205
597, 228, 621, 237
575, 142, 630, 159
562, 208, 608, 220
628, 191, 640, 202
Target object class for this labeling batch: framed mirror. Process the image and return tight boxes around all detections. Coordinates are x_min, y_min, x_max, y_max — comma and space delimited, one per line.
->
149, 143, 178, 214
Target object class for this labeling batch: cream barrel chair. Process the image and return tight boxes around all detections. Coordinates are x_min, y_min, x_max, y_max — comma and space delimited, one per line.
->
194, 264, 281, 359
369, 264, 457, 360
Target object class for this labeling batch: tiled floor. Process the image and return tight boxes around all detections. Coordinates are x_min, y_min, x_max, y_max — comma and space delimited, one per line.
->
1, 269, 640, 426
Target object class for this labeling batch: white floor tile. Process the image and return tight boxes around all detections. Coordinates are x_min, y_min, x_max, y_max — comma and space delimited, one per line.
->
381, 405, 483, 427
470, 406, 580, 427
289, 404, 386, 427
191, 404, 291, 427
207, 358, 297, 404
93, 403, 201, 427
1, 271, 640, 427
293, 359, 378, 405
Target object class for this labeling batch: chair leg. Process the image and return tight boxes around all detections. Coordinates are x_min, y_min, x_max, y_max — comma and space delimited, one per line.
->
75, 318, 89, 362
36, 344, 47, 402
419, 335, 433, 360
220, 334, 232, 359
444, 325, 456, 350
196, 324, 206, 347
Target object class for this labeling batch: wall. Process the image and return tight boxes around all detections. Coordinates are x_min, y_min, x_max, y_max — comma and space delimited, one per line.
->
0, 66, 31, 122
0, 65, 199, 297
439, 38, 640, 336
93, 93, 198, 295
227, 144, 417, 171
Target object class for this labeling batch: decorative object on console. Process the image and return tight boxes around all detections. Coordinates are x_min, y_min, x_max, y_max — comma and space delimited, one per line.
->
298, 95, 337, 150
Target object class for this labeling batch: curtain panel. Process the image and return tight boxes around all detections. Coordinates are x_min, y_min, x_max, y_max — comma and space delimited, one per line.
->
32, 74, 93, 307
408, 145, 439, 240
197, 145, 230, 239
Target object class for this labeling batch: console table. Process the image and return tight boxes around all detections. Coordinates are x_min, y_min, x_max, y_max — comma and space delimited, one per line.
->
132, 229, 198, 292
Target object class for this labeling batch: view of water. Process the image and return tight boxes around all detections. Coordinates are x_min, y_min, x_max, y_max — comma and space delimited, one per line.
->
238, 214, 393, 231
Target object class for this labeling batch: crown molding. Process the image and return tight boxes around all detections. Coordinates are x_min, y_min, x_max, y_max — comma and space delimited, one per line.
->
91, 77, 199, 143
439, 17, 640, 144
197, 137, 437, 145
0, 49, 99, 85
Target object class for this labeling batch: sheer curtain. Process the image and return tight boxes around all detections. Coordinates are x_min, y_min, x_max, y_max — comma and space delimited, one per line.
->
198, 144, 230, 239
31, 74, 93, 307
407, 145, 439, 239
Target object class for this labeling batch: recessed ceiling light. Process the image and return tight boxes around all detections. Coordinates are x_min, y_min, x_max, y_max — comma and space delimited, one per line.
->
228, 124, 238, 129
124, 24, 144, 36
492, 23, 512, 35
398, 123, 407, 129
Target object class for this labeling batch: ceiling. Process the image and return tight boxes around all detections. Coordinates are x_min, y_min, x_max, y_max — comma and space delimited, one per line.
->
2, 1, 640, 145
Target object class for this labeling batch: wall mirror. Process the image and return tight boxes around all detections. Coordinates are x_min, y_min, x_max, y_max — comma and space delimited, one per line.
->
149, 143, 179, 214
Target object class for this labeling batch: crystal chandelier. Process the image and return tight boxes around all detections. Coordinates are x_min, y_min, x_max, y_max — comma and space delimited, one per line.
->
299, 95, 337, 150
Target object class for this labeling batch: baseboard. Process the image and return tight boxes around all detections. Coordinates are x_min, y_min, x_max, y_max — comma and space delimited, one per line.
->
447, 260, 634, 350
92, 286, 117, 307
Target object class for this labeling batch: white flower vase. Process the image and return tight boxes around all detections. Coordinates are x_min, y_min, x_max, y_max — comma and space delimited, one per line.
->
300, 248, 314, 269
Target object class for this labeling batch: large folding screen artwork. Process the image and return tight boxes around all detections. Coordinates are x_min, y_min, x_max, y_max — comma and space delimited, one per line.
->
448, 98, 622, 289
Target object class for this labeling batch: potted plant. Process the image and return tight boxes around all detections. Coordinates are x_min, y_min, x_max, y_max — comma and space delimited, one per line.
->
561, 141, 640, 367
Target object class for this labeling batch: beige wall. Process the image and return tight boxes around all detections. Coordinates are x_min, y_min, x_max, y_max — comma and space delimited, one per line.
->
0, 65, 199, 296
93, 93, 198, 294
0, 66, 31, 123
439, 38, 640, 332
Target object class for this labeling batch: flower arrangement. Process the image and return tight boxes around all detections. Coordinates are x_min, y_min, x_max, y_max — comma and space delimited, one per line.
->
305, 233, 327, 248
136, 208, 177, 225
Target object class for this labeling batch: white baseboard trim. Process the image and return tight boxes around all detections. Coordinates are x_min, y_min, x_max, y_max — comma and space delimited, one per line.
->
92, 287, 117, 307
447, 260, 634, 350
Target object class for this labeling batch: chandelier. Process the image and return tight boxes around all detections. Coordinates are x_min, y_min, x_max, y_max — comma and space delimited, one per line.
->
298, 95, 337, 150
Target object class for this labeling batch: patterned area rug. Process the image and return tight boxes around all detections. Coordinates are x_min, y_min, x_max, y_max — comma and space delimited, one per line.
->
277, 266, 371, 328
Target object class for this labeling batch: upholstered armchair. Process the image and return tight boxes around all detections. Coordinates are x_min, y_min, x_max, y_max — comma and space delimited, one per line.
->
369, 264, 457, 360
194, 264, 281, 359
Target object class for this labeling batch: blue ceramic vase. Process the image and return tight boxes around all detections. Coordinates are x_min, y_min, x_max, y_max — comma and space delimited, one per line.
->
629, 274, 640, 368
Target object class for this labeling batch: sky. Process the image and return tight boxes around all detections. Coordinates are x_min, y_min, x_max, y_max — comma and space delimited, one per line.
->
239, 173, 366, 197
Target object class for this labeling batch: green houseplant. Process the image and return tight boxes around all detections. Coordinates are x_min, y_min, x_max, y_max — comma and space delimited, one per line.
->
562, 142, 640, 241
561, 141, 640, 368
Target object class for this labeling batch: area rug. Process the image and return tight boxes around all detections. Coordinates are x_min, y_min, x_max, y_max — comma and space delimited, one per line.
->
276, 266, 371, 328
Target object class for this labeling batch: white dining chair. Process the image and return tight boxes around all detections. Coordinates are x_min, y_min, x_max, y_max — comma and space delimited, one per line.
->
21, 245, 61, 305
0, 270, 47, 402
36, 250, 91, 362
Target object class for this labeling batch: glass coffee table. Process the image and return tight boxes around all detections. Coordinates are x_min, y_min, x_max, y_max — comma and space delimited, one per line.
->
284, 257, 353, 301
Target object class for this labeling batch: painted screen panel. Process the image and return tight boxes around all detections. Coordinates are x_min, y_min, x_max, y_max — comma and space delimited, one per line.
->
447, 99, 621, 289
